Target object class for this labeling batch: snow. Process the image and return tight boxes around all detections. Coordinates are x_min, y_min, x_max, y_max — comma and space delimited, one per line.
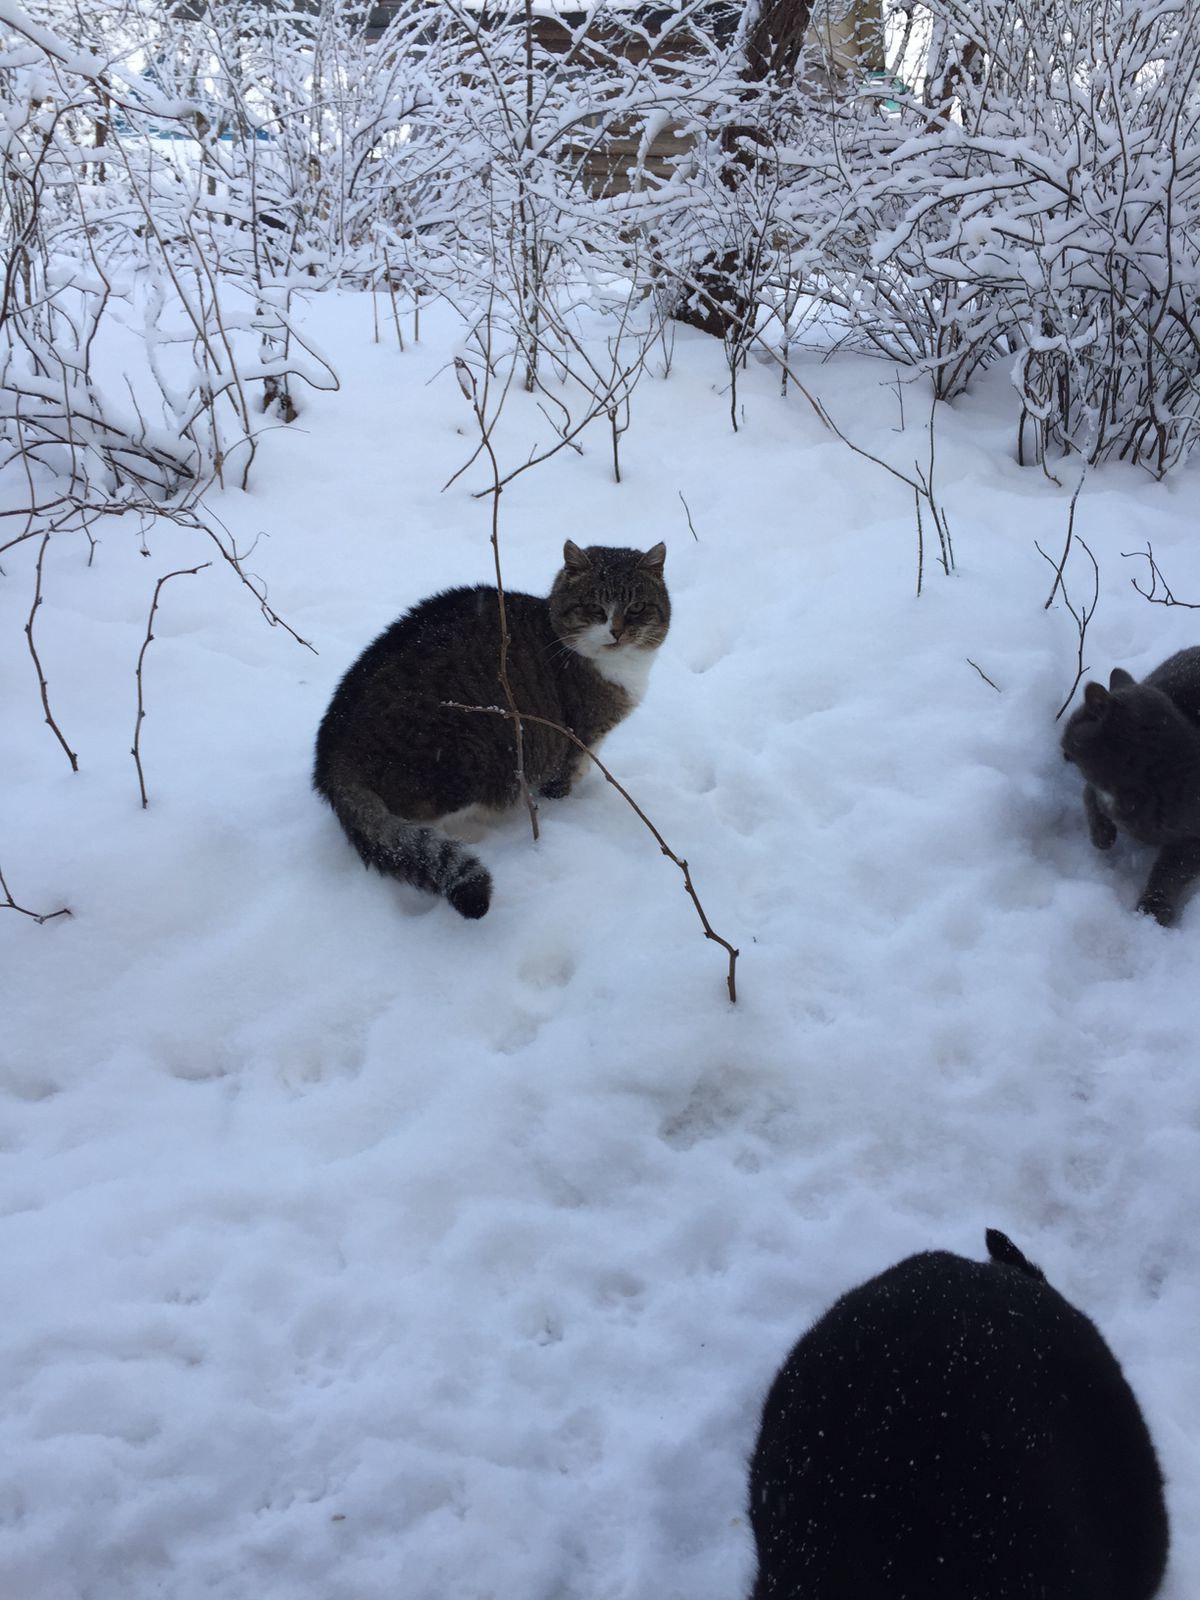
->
0, 1, 188, 119
3, 292, 1199, 1599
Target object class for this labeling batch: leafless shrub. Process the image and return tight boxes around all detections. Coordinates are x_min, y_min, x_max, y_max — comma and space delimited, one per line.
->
1, 3, 328, 806
805, 2, 1200, 472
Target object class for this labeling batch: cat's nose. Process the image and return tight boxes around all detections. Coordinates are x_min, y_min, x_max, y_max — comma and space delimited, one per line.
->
609, 617, 625, 641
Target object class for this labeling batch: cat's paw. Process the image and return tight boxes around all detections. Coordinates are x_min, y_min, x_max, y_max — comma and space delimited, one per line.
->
1088, 816, 1118, 851
539, 776, 572, 800
1136, 890, 1176, 927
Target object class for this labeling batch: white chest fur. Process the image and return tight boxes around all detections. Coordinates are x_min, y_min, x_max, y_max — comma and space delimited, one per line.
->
591, 645, 654, 702
572, 619, 656, 703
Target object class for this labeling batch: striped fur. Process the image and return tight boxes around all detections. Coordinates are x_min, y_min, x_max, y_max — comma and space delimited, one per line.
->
314, 543, 669, 918
323, 774, 492, 919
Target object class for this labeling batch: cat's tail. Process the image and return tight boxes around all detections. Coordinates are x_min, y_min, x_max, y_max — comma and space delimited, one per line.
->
317, 774, 492, 919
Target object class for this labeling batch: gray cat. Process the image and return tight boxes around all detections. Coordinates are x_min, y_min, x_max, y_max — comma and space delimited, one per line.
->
1062, 646, 1200, 925
314, 541, 669, 918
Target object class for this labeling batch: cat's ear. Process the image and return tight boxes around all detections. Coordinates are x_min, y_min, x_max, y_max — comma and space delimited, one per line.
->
1083, 681, 1110, 713
562, 540, 591, 574
1109, 667, 1135, 691
638, 542, 666, 573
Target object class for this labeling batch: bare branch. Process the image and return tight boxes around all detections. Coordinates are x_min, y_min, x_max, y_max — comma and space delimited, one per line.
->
1043, 468, 1088, 611
452, 357, 540, 842
1037, 534, 1100, 721
678, 490, 700, 542
0, 862, 70, 924
25, 533, 78, 772
132, 564, 212, 809
1121, 542, 1200, 610
966, 658, 1001, 692
445, 703, 739, 1002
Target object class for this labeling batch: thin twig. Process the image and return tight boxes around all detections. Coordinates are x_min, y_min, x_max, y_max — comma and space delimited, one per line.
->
383, 250, 405, 352
444, 701, 739, 1003
132, 564, 212, 808
966, 658, 1001, 692
1037, 533, 1100, 720
1121, 541, 1200, 609
1043, 466, 1087, 610
678, 490, 700, 541
923, 389, 953, 575
453, 357, 539, 841
189, 503, 316, 653
26, 532, 78, 771
0, 862, 70, 924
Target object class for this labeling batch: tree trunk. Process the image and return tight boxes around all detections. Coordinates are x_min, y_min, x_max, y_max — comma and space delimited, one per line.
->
742, 0, 815, 83
672, 0, 814, 339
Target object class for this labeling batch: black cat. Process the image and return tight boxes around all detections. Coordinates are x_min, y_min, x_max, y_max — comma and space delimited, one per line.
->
1062, 647, 1200, 924
747, 1230, 1169, 1600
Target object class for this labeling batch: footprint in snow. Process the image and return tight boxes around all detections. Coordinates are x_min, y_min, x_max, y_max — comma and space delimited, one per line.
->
517, 941, 576, 991
490, 1007, 542, 1056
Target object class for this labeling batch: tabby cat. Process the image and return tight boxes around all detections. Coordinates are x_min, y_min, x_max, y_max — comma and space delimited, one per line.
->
314, 541, 669, 918
1062, 646, 1200, 925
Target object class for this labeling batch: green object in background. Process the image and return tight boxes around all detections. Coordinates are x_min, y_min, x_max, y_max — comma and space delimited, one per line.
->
866, 68, 907, 112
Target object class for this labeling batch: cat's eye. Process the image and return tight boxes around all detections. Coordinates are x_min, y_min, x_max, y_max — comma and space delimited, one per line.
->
573, 604, 606, 623
626, 602, 648, 619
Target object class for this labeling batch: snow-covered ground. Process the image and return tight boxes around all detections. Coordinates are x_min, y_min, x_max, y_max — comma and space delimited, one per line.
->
3, 295, 1198, 1599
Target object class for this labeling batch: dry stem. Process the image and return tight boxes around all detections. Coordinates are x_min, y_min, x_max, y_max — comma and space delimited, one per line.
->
453, 356, 540, 840
678, 490, 700, 541
1042, 468, 1086, 610
26, 532, 78, 772
444, 701, 739, 1002
0, 862, 70, 924
1121, 542, 1200, 609
133, 563, 212, 808
1037, 532, 1099, 720
966, 658, 1001, 692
